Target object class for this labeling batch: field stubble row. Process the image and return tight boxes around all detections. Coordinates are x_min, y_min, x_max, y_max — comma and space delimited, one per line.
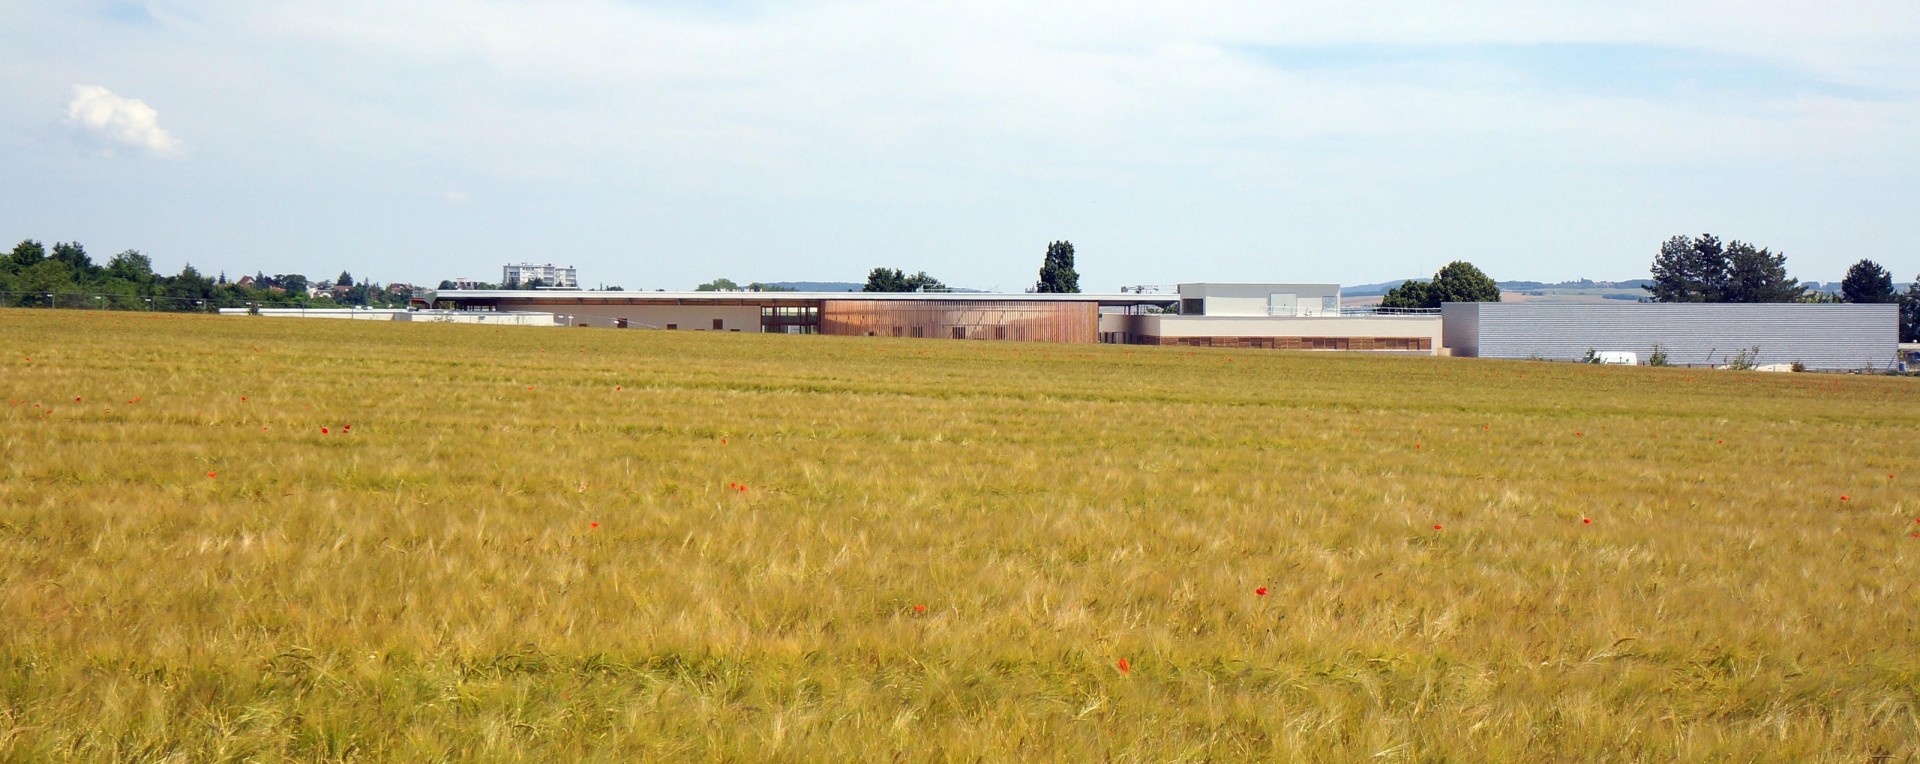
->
2, 309, 1917, 761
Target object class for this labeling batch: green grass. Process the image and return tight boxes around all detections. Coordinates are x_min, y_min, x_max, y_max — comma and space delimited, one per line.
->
2, 308, 1917, 761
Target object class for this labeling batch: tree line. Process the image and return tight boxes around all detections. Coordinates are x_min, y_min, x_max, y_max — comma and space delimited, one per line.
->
1647, 233, 1918, 341
1, 239, 414, 310
859, 240, 1083, 293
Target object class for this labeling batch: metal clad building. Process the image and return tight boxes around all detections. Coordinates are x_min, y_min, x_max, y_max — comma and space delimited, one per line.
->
1441, 303, 1899, 370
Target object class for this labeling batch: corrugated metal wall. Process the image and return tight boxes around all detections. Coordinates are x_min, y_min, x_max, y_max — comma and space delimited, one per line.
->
1448, 303, 1898, 370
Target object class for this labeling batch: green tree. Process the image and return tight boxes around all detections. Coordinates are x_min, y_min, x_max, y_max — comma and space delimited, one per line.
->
51, 242, 98, 280
1840, 259, 1896, 303
1381, 261, 1500, 309
1721, 242, 1805, 302
1900, 275, 1920, 343
337, 271, 355, 288
106, 250, 157, 284
864, 267, 907, 292
276, 274, 309, 294
15, 260, 77, 297
1378, 280, 1432, 309
745, 282, 796, 292
863, 268, 944, 292
9, 240, 46, 270
1645, 234, 1728, 302
697, 278, 741, 291
1035, 240, 1080, 293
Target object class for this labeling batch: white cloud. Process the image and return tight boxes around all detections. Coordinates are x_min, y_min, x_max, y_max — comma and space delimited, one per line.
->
66, 84, 180, 156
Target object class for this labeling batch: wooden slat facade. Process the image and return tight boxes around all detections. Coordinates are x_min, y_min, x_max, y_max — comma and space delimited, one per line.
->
820, 300, 1098, 343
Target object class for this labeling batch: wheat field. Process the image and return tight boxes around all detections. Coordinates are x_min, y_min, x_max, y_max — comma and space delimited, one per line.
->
2, 308, 1917, 761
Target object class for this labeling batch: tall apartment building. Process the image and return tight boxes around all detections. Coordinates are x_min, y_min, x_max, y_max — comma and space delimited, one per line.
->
502, 263, 579, 289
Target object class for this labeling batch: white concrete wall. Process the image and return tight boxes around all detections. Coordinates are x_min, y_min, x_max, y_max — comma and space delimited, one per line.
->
1133, 314, 1441, 342
528, 303, 764, 331
1176, 283, 1341, 317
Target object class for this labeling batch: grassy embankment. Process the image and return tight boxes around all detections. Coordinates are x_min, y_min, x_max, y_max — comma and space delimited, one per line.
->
2, 308, 1917, 761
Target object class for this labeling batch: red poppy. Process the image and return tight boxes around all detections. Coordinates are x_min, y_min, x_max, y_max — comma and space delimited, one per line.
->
1575, 432, 1582, 437
1583, 518, 1591, 524
913, 604, 927, 613
1255, 587, 1268, 596
722, 438, 728, 445
1841, 495, 1849, 501
74, 397, 81, 402
321, 427, 329, 434
1433, 524, 1443, 530
1117, 658, 1130, 675
207, 471, 216, 478
241, 396, 247, 402
342, 425, 351, 431
615, 386, 622, 391
590, 522, 599, 528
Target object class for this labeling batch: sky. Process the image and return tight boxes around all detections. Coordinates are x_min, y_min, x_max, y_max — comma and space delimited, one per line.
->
3, 1, 1918, 291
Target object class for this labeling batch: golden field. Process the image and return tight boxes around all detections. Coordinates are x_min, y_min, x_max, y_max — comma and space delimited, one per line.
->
1, 308, 1917, 762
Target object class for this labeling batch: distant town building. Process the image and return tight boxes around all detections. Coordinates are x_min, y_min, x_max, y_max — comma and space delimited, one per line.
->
502, 263, 578, 289
448, 278, 483, 290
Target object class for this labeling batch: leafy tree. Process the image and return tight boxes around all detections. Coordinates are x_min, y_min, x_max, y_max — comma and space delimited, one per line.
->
1901, 275, 1920, 343
1646, 234, 1728, 302
15, 260, 77, 296
864, 267, 907, 292
105, 250, 156, 284
862, 268, 944, 292
697, 278, 741, 291
1378, 280, 1432, 309
1381, 261, 1500, 309
9, 240, 46, 270
276, 274, 309, 293
438, 280, 457, 290
1840, 259, 1896, 303
745, 282, 796, 292
50, 242, 98, 280
337, 271, 354, 288
1035, 240, 1080, 293
1721, 242, 1804, 302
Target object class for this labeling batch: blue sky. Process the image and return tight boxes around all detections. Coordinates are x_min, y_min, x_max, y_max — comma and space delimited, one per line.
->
3, 1, 1918, 290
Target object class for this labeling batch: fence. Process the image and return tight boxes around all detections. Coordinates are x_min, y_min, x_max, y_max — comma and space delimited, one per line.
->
0, 291, 401, 313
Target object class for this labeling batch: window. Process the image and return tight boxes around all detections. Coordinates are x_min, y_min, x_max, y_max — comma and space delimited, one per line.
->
666, 324, 677, 330
712, 318, 724, 330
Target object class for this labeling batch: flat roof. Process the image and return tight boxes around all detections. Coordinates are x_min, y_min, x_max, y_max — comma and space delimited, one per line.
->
431, 289, 1180, 307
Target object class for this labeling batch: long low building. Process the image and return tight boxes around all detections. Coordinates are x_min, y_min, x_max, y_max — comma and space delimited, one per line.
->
1442, 302, 1900, 371
419, 288, 1900, 368
426, 284, 1448, 352
426, 289, 1173, 342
